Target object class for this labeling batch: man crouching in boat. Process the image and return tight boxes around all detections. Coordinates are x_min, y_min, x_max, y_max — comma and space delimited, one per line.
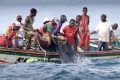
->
0, 22, 21, 48
12, 15, 25, 49
38, 18, 57, 52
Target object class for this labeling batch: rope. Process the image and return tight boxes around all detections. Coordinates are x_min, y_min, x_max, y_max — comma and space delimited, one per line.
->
37, 40, 47, 62
43, 50, 47, 62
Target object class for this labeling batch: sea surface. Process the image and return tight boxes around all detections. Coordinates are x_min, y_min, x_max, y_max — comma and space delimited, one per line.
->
0, 58, 120, 80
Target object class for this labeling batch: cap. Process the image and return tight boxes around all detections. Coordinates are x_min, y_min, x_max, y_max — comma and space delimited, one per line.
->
43, 17, 50, 24
14, 21, 21, 27
17, 15, 22, 19
52, 18, 59, 24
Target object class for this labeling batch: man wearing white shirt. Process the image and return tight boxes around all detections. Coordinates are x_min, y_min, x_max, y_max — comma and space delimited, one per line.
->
90, 14, 112, 51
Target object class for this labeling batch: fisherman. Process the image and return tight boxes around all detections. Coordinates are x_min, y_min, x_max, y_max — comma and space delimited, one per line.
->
15, 15, 24, 26
78, 7, 90, 51
38, 18, 57, 51
52, 15, 67, 36
74, 15, 81, 51
90, 14, 112, 51
62, 19, 77, 47
0, 22, 21, 48
12, 15, 25, 49
24, 8, 38, 50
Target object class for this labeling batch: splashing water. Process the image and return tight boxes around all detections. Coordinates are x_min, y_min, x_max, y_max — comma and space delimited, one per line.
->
55, 39, 90, 64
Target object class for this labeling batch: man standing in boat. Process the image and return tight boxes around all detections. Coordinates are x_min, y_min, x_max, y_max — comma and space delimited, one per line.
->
90, 14, 112, 51
78, 7, 90, 51
24, 8, 37, 50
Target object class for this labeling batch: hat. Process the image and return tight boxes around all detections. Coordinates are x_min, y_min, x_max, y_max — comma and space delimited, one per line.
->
17, 15, 22, 19
43, 17, 50, 24
52, 18, 59, 24
14, 21, 21, 27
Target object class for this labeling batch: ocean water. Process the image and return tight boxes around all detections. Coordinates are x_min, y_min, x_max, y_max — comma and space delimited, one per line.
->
0, 58, 120, 80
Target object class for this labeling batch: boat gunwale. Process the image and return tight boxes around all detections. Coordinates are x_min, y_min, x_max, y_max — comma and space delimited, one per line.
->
0, 48, 120, 56
0, 48, 59, 56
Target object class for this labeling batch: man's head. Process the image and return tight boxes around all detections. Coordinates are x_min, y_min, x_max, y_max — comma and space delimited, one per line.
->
69, 19, 75, 27
13, 22, 21, 31
43, 17, 50, 24
60, 15, 67, 23
16, 15, 22, 22
52, 18, 58, 25
30, 8, 37, 17
76, 15, 81, 22
101, 14, 107, 22
112, 23, 118, 30
83, 7, 88, 15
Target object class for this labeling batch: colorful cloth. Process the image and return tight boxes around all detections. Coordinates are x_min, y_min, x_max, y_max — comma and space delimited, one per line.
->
78, 33, 90, 51
0, 26, 17, 47
45, 23, 53, 33
24, 16, 34, 49
79, 15, 89, 51
52, 20, 62, 35
24, 32, 31, 49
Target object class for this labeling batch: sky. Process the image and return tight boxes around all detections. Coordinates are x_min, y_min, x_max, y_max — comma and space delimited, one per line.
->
0, 0, 120, 35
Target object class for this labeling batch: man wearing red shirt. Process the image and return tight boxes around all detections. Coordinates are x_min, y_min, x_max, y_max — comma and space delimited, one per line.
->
62, 19, 77, 47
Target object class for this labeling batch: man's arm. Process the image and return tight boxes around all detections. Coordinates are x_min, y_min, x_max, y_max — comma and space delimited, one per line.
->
24, 16, 30, 30
14, 36, 18, 49
53, 24, 60, 34
109, 30, 113, 47
87, 15, 90, 25
90, 31, 97, 35
5, 36, 8, 48
5, 27, 9, 48
24, 16, 35, 31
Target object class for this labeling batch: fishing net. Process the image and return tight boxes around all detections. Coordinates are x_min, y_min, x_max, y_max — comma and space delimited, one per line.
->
54, 37, 81, 63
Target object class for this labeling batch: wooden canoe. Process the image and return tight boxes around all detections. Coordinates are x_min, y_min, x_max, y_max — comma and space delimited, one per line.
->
0, 47, 120, 64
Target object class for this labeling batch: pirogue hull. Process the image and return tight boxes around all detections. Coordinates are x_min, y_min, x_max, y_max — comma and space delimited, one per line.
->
0, 48, 120, 64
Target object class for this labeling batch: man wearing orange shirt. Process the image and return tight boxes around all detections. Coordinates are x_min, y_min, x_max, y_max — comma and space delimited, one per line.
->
62, 19, 77, 47
0, 22, 21, 48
